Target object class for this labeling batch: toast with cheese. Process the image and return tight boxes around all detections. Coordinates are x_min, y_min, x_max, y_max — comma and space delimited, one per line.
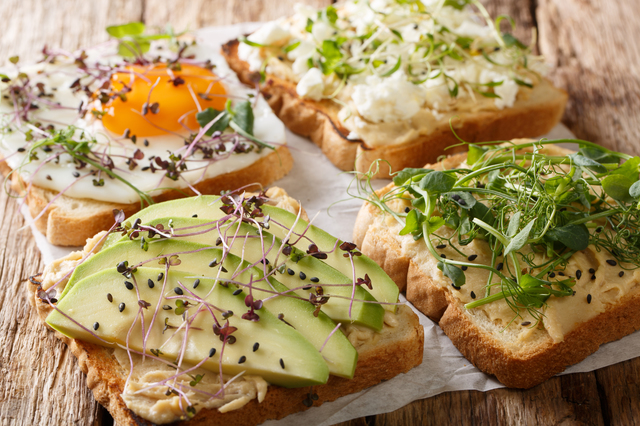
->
222, 1, 567, 177
353, 139, 640, 388
29, 187, 424, 425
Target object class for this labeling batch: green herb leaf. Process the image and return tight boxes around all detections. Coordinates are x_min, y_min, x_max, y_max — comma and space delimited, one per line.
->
419, 171, 456, 194
443, 0, 471, 11
469, 201, 494, 226
630, 180, 640, 199
319, 40, 342, 75
579, 145, 618, 165
117, 40, 151, 57
437, 261, 466, 287
427, 216, 446, 234
324, 5, 338, 24
305, 18, 314, 33
514, 78, 533, 88
393, 168, 431, 186
231, 101, 255, 136
400, 209, 425, 235
502, 33, 527, 49
504, 219, 535, 256
467, 144, 489, 165
9, 56, 19, 65
381, 56, 402, 77
602, 174, 635, 202
283, 40, 301, 53
106, 22, 145, 38
196, 108, 230, 136
610, 156, 640, 182
506, 211, 522, 237
545, 223, 590, 251
569, 153, 607, 173
239, 36, 267, 48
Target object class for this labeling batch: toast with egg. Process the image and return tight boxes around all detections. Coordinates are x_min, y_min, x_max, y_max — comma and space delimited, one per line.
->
0, 28, 293, 247
222, 1, 567, 177
353, 140, 640, 388
29, 187, 424, 425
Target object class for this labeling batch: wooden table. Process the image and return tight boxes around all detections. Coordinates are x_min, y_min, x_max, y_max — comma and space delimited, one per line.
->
1, 1, 639, 424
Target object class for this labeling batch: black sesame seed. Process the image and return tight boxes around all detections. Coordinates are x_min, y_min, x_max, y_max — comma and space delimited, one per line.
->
451, 283, 460, 290
606, 259, 617, 266
260, 258, 270, 265
174, 287, 183, 295
192, 214, 198, 218
468, 254, 477, 261
209, 348, 216, 357
576, 270, 582, 280
107, 293, 113, 303
72, 171, 80, 178
162, 305, 172, 310
124, 281, 134, 290
458, 199, 467, 206
461, 266, 468, 271
404, 207, 410, 213
436, 244, 446, 249
209, 259, 218, 267
299, 272, 307, 280
147, 279, 155, 288
157, 272, 164, 281
591, 275, 596, 280
521, 321, 531, 326
470, 291, 476, 299
233, 289, 243, 296
587, 294, 592, 304
46, 175, 52, 180
496, 262, 503, 271
287, 268, 295, 276
310, 277, 319, 283
193, 279, 200, 289
619, 271, 625, 277
589, 268, 595, 274
549, 272, 556, 278
238, 356, 246, 364
303, 285, 312, 290
440, 254, 446, 259
558, 272, 565, 276
119, 302, 125, 312
144, 139, 149, 147
93, 322, 99, 330
117, 262, 127, 273
280, 358, 285, 369
253, 342, 259, 352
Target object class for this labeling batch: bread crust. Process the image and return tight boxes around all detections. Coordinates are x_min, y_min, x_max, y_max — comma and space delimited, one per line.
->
3, 145, 293, 246
29, 280, 423, 425
222, 39, 568, 178
353, 150, 640, 389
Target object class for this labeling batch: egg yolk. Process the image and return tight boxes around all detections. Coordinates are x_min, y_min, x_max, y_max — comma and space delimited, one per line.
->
102, 63, 227, 137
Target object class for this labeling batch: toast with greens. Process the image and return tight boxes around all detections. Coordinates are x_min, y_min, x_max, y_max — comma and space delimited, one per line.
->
354, 139, 640, 388
222, 0, 567, 177
30, 187, 423, 425
0, 23, 293, 247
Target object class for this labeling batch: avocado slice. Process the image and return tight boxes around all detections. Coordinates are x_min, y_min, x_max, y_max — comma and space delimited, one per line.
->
61, 242, 358, 378
103, 195, 224, 248
47, 267, 330, 388
104, 217, 385, 330
260, 205, 400, 312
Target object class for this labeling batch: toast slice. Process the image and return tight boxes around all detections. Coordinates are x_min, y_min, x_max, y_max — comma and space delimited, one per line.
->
29, 187, 424, 425
2, 146, 292, 247
353, 141, 640, 388
222, 35, 567, 178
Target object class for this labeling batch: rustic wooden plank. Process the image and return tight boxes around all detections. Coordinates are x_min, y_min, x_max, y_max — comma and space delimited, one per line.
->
142, 0, 333, 29
0, 0, 143, 65
537, 0, 640, 156
594, 359, 640, 426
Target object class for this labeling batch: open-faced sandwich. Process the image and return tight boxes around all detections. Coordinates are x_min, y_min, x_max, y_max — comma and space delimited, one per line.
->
0, 23, 293, 246
29, 186, 423, 424
354, 138, 640, 388
223, 0, 567, 177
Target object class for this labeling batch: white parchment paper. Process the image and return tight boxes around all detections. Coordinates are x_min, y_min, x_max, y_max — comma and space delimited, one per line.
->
18, 23, 640, 426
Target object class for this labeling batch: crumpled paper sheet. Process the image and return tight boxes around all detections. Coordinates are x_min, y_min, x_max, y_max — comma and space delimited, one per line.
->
19, 23, 640, 426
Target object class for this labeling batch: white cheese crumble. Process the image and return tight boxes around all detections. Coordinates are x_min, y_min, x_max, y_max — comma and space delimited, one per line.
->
296, 68, 325, 100
351, 73, 426, 123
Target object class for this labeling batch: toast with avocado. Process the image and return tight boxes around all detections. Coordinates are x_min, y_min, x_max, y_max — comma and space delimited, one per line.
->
29, 187, 423, 425
353, 139, 640, 388
222, 1, 567, 177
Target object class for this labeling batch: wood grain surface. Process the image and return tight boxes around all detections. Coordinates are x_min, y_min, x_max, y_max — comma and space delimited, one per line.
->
1, 0, 640, 425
